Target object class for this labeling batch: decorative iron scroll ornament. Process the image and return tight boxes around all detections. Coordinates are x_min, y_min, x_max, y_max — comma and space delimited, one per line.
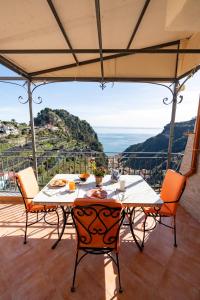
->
138, 66, 199, 106
0, 80, 43, 105
99, 81, 106, 90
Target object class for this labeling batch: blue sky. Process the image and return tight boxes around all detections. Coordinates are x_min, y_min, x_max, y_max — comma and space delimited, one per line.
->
0, 64, 199, 129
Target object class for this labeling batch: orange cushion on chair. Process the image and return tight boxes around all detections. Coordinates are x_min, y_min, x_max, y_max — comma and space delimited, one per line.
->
73, 198, 123, 250
160, 169, 186, 215
28, 204, 57, 213
144, 204, 176, 216
16, 167, 39, 209
144, 169, 186, 216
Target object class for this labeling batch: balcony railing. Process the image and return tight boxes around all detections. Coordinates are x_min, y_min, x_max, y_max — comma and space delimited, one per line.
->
0, 151, 183, 192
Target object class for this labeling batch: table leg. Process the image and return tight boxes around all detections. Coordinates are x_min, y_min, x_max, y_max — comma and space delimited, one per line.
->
127, 208, 143, 252
52, 206, 68, 250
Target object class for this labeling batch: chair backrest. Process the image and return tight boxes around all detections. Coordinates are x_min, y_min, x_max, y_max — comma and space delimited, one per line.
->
160, 169, 186, 215
16, 167, 39, 210
72, 198, 124, 251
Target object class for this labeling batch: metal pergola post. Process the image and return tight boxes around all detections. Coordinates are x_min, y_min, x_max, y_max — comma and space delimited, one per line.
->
27, 80, 38, 177
167, 81, 178, 169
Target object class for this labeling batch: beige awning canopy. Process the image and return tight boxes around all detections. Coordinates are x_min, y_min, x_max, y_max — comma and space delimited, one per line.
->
0, 0, 200, 82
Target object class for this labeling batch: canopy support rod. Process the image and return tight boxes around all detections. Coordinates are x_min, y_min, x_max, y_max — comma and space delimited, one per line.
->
0, 77, 25, 81
8, 48, 200, 55
27, 81, 38, 178
95, 0, 104, 85
0, 56, 29, 79
127, 0, 151, 49
29, 40, 180, 77
167, 81, 178, 169
46, 0, 79, 65
31, 76, 175, 82
167, 42, 180, 169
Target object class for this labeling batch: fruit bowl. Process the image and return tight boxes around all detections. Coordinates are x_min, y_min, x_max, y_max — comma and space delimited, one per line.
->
79, 173, 90, 182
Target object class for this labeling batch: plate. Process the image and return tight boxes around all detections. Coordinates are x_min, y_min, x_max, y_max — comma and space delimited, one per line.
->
87, 188, 108, 199
49, 179, 67, 188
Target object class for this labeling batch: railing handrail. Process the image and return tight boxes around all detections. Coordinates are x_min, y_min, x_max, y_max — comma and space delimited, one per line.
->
0, 150, 184, 156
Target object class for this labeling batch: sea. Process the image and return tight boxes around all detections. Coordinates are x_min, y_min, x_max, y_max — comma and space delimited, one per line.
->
94, 127, 161, 154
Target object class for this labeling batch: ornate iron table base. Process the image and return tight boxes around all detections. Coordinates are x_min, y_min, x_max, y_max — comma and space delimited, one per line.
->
51, 206, 72, 249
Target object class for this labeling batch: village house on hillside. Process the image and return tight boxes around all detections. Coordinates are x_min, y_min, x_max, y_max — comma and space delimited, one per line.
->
0, 123, 19, 136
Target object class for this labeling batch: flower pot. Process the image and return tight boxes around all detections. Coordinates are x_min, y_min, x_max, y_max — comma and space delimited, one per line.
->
95, 176, 103, 187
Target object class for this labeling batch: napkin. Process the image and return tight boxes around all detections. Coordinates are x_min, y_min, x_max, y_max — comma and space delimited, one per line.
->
43, 188, 64, 197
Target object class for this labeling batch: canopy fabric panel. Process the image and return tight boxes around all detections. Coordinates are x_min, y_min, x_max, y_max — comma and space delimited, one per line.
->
0, 0, 199, 82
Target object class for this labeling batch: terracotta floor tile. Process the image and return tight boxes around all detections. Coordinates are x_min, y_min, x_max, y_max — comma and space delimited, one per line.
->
0, 204, 199, 300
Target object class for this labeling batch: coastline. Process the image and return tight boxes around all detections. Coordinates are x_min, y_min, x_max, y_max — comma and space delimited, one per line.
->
94, 126, 161, 154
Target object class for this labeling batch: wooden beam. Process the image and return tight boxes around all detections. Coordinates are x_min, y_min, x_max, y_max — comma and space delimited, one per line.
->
47, 0, 79, 65
127, 0, 151, 49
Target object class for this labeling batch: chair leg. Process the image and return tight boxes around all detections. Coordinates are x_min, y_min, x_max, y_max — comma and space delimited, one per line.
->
71, 249, 79, 292
116, 252, 123, 293
142, 214, 147, 248
173, 215, 177, 247
128, 208, 143, 251
24, 212, 28, 244
56, 210, 60, 237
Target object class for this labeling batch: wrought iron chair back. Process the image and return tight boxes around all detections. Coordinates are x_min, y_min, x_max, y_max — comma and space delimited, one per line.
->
71, 198, 125, 292
72, 199, 124, 253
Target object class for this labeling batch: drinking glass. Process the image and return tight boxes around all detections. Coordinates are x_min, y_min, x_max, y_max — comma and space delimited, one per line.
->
69, 181, 76, 191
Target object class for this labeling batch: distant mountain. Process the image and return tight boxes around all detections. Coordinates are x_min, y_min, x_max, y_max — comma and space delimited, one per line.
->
123, 118, 196, 169
34, 108, 103, 152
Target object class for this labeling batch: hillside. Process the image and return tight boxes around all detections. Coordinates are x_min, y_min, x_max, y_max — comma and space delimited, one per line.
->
123, 118, 196, 169
34, 108, 103, 152
0, 108, 105, 187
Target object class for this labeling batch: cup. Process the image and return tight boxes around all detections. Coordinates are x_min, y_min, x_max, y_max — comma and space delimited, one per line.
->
69, 181, 76, 192
119, 180, 125, 192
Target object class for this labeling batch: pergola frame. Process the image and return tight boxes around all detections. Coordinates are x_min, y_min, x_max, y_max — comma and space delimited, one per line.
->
0, 64, 199, 176
0, 0, 200, 175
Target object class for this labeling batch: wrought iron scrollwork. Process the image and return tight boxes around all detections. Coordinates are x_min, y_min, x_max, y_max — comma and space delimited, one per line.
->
99, 81, 106, 90
72, 204, 124, 247
0, 79, 44, 105
33, 96, 42, 104
18, 95, 28, 104
143, 66, 199, 106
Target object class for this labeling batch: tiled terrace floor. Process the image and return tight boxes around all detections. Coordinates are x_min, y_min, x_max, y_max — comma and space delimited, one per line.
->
0, 203, 199, 300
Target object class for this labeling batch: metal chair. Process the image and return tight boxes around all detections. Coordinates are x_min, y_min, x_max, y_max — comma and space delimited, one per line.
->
16, 167, 59, 244
71, 198, 125, 293
142, 169, 186, 248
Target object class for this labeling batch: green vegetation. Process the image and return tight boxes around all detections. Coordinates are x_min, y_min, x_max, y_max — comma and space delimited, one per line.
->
123, 118, 196, 169
0, 108, 106, 187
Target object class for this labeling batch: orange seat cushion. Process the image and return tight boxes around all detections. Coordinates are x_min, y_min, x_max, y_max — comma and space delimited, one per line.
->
144, 204, 176, 216
16, 167, 58, 212
73, 198, 123, 250
16, 167, 39, 209
144, 169, 186, 216
28, 204, 57, 213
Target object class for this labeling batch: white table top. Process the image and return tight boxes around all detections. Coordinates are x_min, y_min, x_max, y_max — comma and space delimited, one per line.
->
33, 174, 163, 207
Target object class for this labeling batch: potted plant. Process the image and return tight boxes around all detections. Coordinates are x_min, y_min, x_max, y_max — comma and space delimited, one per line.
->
90, 159, 106, 186
93, 166, 106, 186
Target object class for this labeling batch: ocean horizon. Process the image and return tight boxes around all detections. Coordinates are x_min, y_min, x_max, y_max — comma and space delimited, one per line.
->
94, 126, 162, 153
